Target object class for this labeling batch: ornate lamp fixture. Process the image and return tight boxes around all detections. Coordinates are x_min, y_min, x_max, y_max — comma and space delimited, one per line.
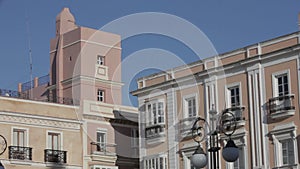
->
191, 109, 239, 168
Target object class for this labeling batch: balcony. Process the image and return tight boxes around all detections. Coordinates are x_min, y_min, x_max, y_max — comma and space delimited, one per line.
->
222, 106, 245, 128
9, 146, 32, 161
179, 117, 196, 139
269, 94, 295, 119
145, 124, 166, 144
44, 149, 67, 164
90, 142, 117, 163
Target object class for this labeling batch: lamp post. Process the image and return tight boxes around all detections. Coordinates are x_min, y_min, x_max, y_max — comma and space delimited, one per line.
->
191, 109, 239, 168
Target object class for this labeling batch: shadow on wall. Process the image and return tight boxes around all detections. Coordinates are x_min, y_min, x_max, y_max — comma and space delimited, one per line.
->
297, 135, 300, 163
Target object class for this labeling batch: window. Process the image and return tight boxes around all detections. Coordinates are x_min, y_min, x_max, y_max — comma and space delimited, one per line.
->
144, 155, 168, 169
272, 71, 290, 97
97, 55, 105, 65
275, 74, 289, 97
146, 101, 165, 126
48, 132, 61, 150
270, 122, 298, 167
229, 86, 240, 107
145, 101, 165, 139
13, 128, 27, 147
186, 97, 196, 118
96, 131, 106, 152
97, 89, 104, 102
280, 139, 294, 165
233, 147, 245, 169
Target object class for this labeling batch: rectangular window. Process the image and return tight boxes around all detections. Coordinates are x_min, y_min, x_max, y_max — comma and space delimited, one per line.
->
13, 129, 26, 147
276, 74, 289, 97
97, 55, 105, 65
48, 132, 61, 150
229, 86, 240, 107
146, 101, 164, 125
144, 155, 167, 169
280, 139, 294, 165
96, 131, 106, 152
186, 97, 196, 118
97, 89, 104, 102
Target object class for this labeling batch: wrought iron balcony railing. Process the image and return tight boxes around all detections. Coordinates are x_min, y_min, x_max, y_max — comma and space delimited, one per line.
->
269, 94, 295, 113
145, 124, 165, 138
269, 94, 295, 119
223, 106, 245, 121
44, 149, 67, 163
178, 116, 196, 138
9, 146, 32, 160
90, 142, 116, 156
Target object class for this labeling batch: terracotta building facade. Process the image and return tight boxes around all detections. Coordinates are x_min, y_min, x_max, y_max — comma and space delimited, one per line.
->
132, 14, 300, 169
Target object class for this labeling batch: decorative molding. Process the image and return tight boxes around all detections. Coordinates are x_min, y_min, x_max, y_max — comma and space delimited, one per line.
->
0, 113, 81, 130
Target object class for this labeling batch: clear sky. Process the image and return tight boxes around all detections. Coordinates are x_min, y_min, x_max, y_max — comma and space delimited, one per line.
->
0, 0, 300, 106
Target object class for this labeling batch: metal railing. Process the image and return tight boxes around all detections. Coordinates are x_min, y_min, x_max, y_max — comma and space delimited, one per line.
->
269, 94, 295, 114
9, 146, 32, 160
0, 89, 29, 99
0, 88, 79, 106
179, 116, 195, 133
38, 74, 50, 86
44, 96, 79, 106
21, 74, 50, 91
44, 149, 67, 163
223, 106, 245, 121
90, 142, 116, 156
145, 124, 165, 138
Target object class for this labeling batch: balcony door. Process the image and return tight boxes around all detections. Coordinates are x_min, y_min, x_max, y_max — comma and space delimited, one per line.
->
96, 131, 106, 152
13, 129, 26, 147
48, 132, 61, 150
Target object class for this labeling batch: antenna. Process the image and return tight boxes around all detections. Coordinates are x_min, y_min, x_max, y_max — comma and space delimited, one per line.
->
25, 10, 33, 99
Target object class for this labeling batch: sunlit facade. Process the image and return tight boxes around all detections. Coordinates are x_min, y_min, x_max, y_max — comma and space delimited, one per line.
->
132, 15, 300, 169
0, 8, 139, 169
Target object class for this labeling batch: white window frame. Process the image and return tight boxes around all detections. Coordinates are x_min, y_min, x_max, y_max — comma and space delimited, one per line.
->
272, 69, 291, 97
46, 130, 63, 150
96, 128, 107, 152
11, 127, 29, 147
270, 122, 299, 168
97, 55, 105, 65
97, 89, 105, 102
182, 93, 198, 119
144, 154, 168, 169
145, 99, 165, 127
225, 82, 242, 108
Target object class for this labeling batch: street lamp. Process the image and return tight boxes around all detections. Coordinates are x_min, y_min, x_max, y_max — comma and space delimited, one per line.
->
191, 109, 239, 168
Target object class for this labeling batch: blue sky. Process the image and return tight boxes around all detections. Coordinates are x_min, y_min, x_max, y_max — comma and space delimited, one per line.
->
0, 1, 300, 106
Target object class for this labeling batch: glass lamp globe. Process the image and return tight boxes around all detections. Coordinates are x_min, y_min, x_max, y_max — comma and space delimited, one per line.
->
191, 146, 207, 168
222, 139, 239, 162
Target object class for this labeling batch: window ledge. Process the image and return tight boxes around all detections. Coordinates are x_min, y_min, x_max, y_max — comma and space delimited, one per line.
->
9, 159, 32, 165
146, 134, 166, 145
273, 163, 299, 169
270, 109, 295, 119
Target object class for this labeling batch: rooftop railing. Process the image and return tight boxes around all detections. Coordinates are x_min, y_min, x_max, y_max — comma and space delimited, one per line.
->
0, 88, 79, 106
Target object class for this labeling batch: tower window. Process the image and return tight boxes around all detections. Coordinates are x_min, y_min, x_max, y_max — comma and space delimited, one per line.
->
97, 89, 104, 102
97, 55, 105, 65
